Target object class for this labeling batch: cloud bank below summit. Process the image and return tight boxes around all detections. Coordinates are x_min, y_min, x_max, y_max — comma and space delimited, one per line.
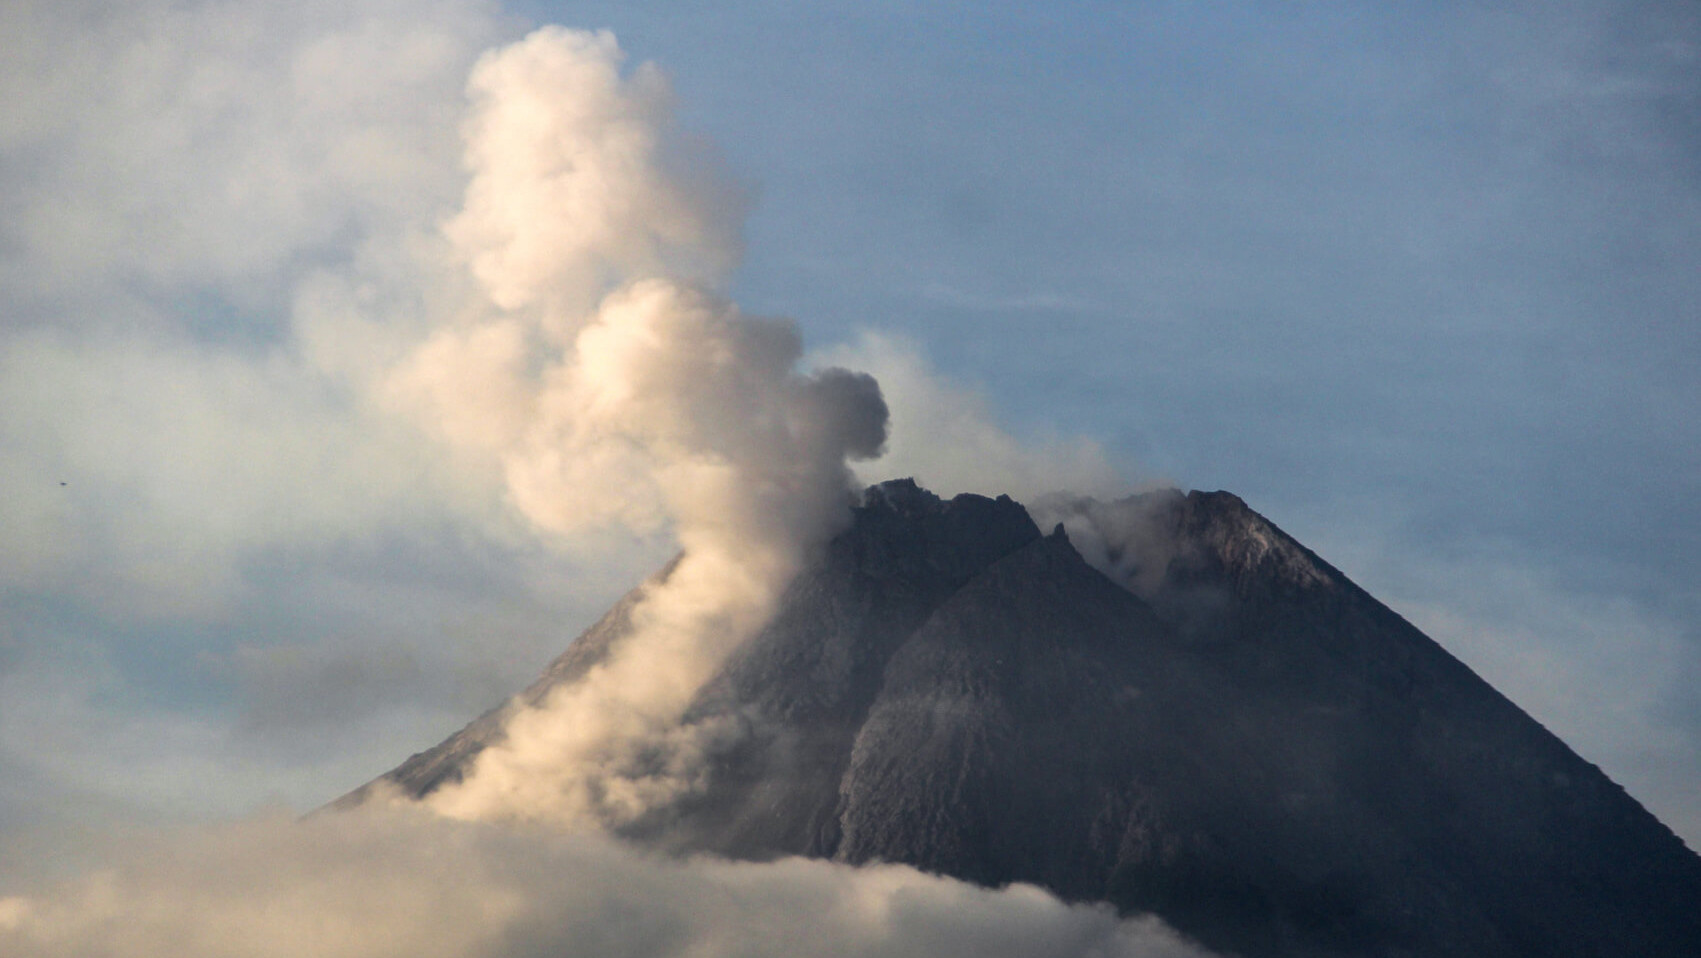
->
0, 808, 1218, 958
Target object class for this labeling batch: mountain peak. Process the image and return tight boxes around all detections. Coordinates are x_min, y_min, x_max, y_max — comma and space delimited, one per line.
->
341, 482, 1701, 958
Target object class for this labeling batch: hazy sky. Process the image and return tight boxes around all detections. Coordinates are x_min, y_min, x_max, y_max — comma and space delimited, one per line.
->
2, 0, 1697, 917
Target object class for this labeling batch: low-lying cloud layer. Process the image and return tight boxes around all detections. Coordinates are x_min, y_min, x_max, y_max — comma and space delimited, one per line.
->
0, 808, 1217, 958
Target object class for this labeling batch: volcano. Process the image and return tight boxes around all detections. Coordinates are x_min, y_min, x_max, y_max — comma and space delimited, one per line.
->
340, 480, 1701, 958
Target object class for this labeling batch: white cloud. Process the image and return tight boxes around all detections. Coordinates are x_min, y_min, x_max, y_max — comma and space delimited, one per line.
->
0, 324, 510, 619
0, 0, 496, 303
0, 0, 522, 620
0, 808, 1219, 958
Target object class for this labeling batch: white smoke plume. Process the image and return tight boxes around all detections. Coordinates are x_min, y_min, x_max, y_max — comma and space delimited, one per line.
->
443, 28, 744, 320
382, 27, 888, 827
0, 807, 1219, 958
1028, 492, 1188, 602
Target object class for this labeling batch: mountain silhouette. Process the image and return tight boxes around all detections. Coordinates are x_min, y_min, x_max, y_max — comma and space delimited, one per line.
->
340, 480, 1701, 958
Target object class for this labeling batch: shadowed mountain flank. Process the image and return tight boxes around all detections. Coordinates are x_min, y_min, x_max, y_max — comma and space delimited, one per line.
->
341, 481, 1701, 958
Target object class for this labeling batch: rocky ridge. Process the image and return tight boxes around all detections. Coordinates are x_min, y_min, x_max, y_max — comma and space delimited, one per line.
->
342, 480, 1701, 958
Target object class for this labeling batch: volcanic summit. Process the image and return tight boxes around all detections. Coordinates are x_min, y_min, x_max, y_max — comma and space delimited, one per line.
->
341, 480, 1701, 958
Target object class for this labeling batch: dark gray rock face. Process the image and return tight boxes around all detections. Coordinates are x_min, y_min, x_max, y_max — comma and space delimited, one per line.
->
344, 480, 1701, 958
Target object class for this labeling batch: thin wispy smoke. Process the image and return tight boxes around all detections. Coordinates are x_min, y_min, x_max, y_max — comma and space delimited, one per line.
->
813, 331, 1128, 504
1029, 492, 1187, 602
386, 27, 888, 827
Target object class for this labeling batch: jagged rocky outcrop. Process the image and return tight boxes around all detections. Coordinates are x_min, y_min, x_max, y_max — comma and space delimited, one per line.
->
342, 480, 1701, 958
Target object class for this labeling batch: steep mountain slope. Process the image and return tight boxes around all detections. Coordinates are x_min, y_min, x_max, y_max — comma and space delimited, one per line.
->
342, 480, 1701, 958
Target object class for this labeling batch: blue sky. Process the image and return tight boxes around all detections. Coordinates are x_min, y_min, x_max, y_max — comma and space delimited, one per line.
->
2, 0, 1698, 893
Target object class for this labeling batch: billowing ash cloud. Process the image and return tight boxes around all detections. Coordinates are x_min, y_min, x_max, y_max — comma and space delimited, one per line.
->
0, 807, 1217, 958
382, 27, 888, 827
443, 27, 745, 318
